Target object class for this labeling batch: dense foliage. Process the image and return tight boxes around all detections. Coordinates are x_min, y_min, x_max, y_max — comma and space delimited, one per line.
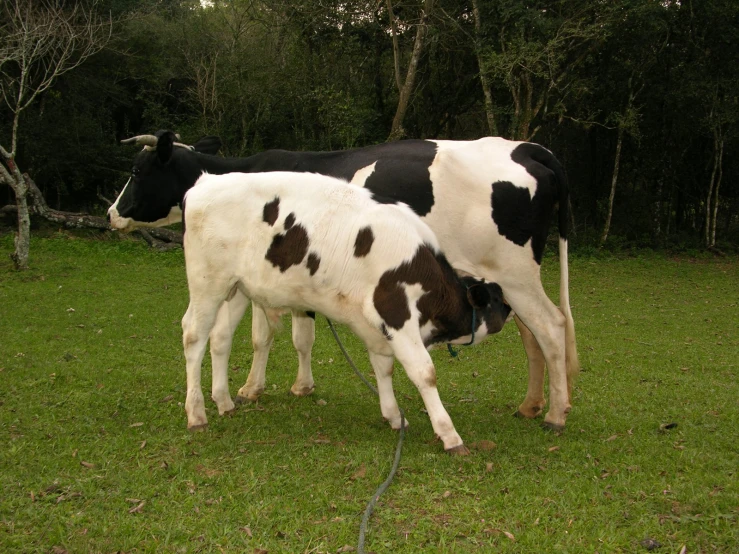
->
1, 0, 737, 249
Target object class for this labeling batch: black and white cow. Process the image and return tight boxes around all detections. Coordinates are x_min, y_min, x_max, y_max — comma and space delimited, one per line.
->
110, 130, 579, 431
182, 171, 510, 453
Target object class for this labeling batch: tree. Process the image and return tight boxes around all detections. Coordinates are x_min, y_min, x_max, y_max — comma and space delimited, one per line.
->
478, 1, 606, 141
386, 0, 436, 141
598, 0, 669, 245
0, 0, 112, 269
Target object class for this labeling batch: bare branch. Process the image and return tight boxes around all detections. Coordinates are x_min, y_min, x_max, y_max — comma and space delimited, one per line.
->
0, 0, 113, 152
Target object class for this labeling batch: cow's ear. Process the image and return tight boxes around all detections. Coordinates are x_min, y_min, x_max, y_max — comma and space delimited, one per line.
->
155, 130, 176, 164
466, 284, 491, 309
192, 136, 222, 155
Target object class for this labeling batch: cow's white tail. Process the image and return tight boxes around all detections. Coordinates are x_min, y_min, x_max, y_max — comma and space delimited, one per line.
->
558, 236, 579, 399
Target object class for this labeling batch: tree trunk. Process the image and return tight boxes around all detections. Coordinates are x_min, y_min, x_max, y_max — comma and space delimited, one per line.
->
0, 148, 31, 269
387, 0, 435, 141
709, 135, 724, 248
471, 0, 497, 136
599, 123, 625, 246
11, 184, 31, 270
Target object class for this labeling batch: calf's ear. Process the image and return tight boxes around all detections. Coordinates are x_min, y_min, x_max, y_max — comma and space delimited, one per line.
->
466, 284, 491, 309
155, 130, 177, 164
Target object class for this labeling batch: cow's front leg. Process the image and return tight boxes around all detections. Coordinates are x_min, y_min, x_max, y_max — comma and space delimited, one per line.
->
367, 350, 408, 430
236, 303, 275, 402
392, 335, 467, 454
290, 311, 316, 397
514, 315, 547, 419
209, 290, 249, 415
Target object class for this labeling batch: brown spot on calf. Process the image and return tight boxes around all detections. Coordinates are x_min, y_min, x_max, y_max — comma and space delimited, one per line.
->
354, 226, 375, 257
265, 224, 310, 272
307, 253, 321, 276
374, 244, 454, 331
262, 197, 280, 226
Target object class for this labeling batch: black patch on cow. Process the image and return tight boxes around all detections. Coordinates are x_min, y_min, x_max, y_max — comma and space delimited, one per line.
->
361, 141, 438, 217
306, 252, 320, 276
306, 311, 316, 320
265, 223, 309, 272
489, 143, 562, 264
490, 180, 554, 266
242, 140, 439, 217
380, 323, 393, 340
284, 212, 296, 230
263, 197, 280, 226
354, 227, 375, 257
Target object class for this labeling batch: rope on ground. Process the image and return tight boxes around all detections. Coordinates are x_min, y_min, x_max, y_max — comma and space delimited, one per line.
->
326, 318, 405, 554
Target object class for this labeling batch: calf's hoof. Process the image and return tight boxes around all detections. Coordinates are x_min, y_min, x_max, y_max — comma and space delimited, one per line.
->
188, 423, 208, 432
445, 444, 471, 456
290, 384, 315, 397
235, 389, 263, 404
215, 399, 236, 416
387, 416, 409, 431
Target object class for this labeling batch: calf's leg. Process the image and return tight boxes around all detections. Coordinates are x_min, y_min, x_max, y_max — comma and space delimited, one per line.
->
391, 333, 467, 454
236, 303, 274, 402
367, 350, 408, 430
289, 311, 316, 397
182, 298, 223, 430
209, 290, 249, 415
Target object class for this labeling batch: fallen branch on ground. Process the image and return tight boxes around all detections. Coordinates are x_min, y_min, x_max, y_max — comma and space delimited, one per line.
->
0, 175, 183, 248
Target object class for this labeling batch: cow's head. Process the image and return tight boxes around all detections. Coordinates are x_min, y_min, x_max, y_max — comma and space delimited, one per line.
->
108, 130, 221, 232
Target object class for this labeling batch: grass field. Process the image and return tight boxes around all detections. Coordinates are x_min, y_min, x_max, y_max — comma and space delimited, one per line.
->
1, 233, 737, 553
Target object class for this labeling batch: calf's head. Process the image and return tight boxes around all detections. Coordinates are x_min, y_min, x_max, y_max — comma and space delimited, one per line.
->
460, 278, 512, 341
108, 130, 221, 231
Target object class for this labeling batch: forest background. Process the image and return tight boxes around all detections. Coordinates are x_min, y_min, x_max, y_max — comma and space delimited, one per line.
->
1, 0, 737, 253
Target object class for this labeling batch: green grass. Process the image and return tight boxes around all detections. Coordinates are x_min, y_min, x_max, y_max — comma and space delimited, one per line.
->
1, 233, 737, 553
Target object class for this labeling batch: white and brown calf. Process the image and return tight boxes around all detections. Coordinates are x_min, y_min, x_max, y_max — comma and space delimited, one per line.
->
181, 171, 510, 453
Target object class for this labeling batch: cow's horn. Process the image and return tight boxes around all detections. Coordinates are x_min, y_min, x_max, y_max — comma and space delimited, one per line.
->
120, 134, 158, 147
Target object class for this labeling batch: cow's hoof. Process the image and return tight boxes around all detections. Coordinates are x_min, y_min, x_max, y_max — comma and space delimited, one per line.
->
222, 406, 237, 416
290, 384, 315, 397
542, 421, 565, 433
515, 405, 544, 419
188, 423, 208, 432
445, 444, 471, 456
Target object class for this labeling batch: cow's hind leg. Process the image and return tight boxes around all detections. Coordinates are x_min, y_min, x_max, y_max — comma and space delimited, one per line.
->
514, 315, 547, 419
209, 290, 249, 415
290, 311, 316, 397
505, 282, 571, 431
182, 297, 223, 430
236, 303, 275, 402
